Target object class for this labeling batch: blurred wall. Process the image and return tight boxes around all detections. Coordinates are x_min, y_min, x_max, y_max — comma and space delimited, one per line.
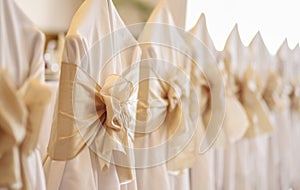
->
15, 0, 83, 33
15, 0, 187, 33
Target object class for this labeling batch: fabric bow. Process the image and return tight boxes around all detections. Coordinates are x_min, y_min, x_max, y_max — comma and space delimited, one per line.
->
0, 69, 51, 189
48, 63, 136, 184
240, 65, 273, 138
202, 56, 249, 145
219, 58, 250, 143
166, 75, 201, 174
130, 62, 198, 172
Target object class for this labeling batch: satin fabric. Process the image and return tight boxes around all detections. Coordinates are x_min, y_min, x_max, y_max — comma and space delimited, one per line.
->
0, 0, 48, 189
247, 32, 277, 190
44, 0, 142, 189
276, 40, 295, 190
218, 25, 273, 190
48, 62, 137, 184
46, 1, 205, 190
39, 82, 58, 158
219, 25, 251, 190
188, 14, 224, 190
290, 44, 300, 190
0, 0, 45, 87
40, 1, 300, 190
128, 1, 200, 190
0, 71, 50, 190
199, 26, 249, 144
261, 42, 287, 190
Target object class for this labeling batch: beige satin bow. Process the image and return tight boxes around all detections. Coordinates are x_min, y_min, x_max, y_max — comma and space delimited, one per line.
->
48, 63, 136, 184
127, 61, 198, 173
240, 65, 273, 138
220, 58, 251, 142
202, 56, 250, 144
0, 69, 51, 190
165, 73, 200, 173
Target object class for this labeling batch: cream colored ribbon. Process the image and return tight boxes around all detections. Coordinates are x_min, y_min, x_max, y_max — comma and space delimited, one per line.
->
164, 72, 199, 173
129, 60, 198, 173
46, 61, 199, 178
48, 63, 136, 184
219, 57, 250, 143
203, 54, 273, 141
203, 55, 250, 144
240, 65, 273, 138
0, 69, 51, 190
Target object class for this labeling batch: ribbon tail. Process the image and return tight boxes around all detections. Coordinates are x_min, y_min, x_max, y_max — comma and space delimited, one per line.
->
0, 69, 27, 189
19, 79, 52, 156
114, 151, 135, 184
0, 147, 23, 189
93, 128, 135, 184
223, 96, 249, 142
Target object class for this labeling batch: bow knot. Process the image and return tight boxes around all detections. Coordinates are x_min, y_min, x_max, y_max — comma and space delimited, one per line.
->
113, 101, 133, 130
206, 58, 249, 144
100, 75, 136, 133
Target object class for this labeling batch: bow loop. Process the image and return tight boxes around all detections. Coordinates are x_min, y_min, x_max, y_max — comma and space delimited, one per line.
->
206, 59, 249, 144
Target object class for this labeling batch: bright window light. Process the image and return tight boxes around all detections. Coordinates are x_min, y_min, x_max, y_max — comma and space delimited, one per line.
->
186, 0, 300, 54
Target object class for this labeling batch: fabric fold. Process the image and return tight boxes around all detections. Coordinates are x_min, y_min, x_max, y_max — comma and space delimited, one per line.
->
240, 65, 273, 138
48, 62, 137, 184
0, 69, 51, 189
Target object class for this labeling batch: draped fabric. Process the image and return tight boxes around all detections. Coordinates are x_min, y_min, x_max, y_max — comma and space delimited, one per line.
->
48, 62, 137, 184
276, 40, 295, 190
42, 2, 300, 189
44, 0, 142, 189
0, 71, 50, 190
188, 17, 300, 190
247, 32, 275, 190
189, 14, 223, 190
0, 0, 49, 189
135, 2, 196, 190
44, 1, 224, 189
45, 1, 205, 189
290, 44, 300, 190
1, 0, 299, 189
0, 0, 45, 86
